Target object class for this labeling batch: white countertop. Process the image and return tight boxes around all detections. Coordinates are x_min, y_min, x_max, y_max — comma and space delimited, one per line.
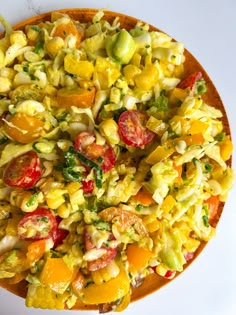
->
0, 1, 235, 315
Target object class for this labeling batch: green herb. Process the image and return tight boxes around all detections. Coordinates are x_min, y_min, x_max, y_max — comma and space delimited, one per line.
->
148, 90, 169, 112
135, 204, 143, 212
31, 25, 41, 32
64, 147, 103, 188
76, 150, 103, 189
192, 157, 199, 166
23, 66, 29, 73
34, 40, 44, 54
64, 148, 77, 168
37, 216, 49, 223
26, 192, 39, 207
202, 215, 209, 227
215, 132, 225, 142
32, 141, 41, 153
113, 107, 127, 122
94, 220, 111, 231
62, 167, 82, 182
97, 156, 103, 163
203, 162, 213, 174
57, 112, 68, 122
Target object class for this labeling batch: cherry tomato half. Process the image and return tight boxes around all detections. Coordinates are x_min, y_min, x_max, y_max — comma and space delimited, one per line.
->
5, 112, 44, 144
74, 131, 116, 172
52, 217, 69, 248
17, 208, 57, 241
118, 110, 155, 147
84, 230, 118, 271
3, 150, 42, 189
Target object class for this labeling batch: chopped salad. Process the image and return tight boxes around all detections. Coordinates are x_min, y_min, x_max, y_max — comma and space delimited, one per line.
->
0, 9, 234, 312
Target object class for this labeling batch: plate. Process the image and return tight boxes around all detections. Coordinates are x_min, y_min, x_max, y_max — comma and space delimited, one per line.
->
0, 8, 232, 312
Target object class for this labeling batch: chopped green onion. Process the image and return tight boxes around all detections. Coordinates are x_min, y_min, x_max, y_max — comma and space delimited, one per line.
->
26, 192, 39, 207
194, 79, 207, 95
34, 40, 44, 54
202, 215, 209, 227
30, 25, 41, 32
215, 131, 225, 142
62, 167, 82, 182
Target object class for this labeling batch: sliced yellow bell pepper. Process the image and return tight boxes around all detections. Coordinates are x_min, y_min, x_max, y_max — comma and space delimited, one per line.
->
64, 54, 94, 80
161, 195, 176, 214
40, 257, 75, 294
145, 145, 175, 164
219, 135, 233, 161
94, 56, 121, 89
80, 265, 130, 304
188, 120, 208, 135
127, 243, 153, 272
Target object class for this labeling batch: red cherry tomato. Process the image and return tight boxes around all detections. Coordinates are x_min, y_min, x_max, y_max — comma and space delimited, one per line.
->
84, 230, 118, 271
177, 71, 202, 91
52, 217, 69, 248
3, 150, 42, 189
74, 131, 116, 172
17, 208, 57, 241
118, 110, 155, 147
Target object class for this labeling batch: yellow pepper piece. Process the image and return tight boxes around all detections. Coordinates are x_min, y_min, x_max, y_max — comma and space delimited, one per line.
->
40, 257, 75, 294
94, 56, 121, 89
115, 292, 131, 312
123, 64, 141, 86
134, 64, 159, 90
219, 135, 233, 161
161, 195, 176, 213
80, 266, 130, 304
142, 214, 160, 233
188, 120, 208, 135
168, 87, 188, 105
145, 145, 175, 164
64, 54, 94, 80
127, 243, 153, 272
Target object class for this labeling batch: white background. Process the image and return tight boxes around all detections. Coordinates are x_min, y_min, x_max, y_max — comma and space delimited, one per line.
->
0, 1, 235, 315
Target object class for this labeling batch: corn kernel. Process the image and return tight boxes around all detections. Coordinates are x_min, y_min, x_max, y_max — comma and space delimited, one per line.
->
58, 203, 70, 219
131, 53, 141, 66
66, 182, 81, 195
45, 37, 64, 57
46, 196, 65, 209
0, 77, 12, 93
25, 25, 40, 41
99, 119, 120, 145
10, 31, 27, 46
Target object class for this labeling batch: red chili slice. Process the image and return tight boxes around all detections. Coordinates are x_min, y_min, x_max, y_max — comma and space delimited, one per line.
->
118, 110, 155, 147
74, 131, 116, 172
81, 179, 94, 194
17, 208, 57, 241
3, 150, 42, 189
177, 71, 203, 91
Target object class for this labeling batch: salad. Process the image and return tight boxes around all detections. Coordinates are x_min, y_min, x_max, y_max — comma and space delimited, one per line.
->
0, 9, 234, 312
